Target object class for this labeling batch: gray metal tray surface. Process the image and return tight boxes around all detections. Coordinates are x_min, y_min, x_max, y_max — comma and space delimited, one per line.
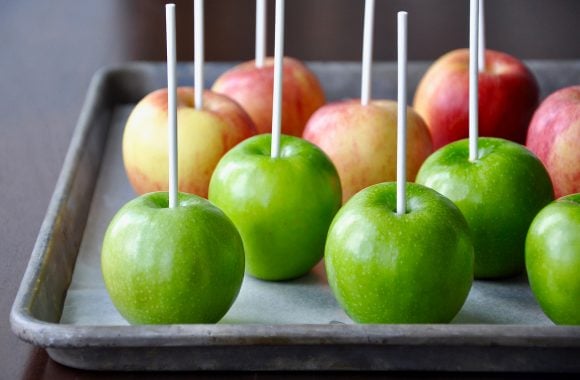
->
10, 61, 580, 372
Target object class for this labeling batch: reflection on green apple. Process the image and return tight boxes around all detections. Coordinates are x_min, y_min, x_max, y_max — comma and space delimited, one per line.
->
417, 137, 554, 279
209, 134, 342, 281
526, 193, 580, 325
101, 192, 245, 324
325, 183, 474, 324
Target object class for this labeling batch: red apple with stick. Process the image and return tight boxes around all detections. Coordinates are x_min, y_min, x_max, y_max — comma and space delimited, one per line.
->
212, 57, 325, 137
413, 49, 538, 150
211, 1, 324, 137
413, 1, 538, 151
303, 0, 432, 203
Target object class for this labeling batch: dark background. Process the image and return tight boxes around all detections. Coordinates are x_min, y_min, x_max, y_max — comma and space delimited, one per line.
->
1, 0, 579, 379
104, 0, 580, 62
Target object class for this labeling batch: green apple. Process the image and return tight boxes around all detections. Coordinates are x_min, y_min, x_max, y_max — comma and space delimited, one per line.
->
526, 193, 580, 325
101, 192, 245, 324
325, 183, 474, 324
416, 137, 554, 279
208, 134, 342, 281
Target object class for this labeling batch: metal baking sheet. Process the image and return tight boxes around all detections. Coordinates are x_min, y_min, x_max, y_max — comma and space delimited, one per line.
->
10, 61, 580, 371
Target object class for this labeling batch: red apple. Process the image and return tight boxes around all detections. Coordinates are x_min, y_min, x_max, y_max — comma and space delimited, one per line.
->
303, 99, 433, 203
212, 57, 326, 137
413, 49, 539, 149
123, 87, 256, 198
526, 85, 580, 198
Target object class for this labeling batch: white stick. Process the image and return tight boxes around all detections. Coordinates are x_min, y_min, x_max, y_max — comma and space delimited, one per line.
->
166, 4, 178, 208
478, 0, 485, 72
360, 0, 375, 106
256, 0, 267, 68
270, 0, 284, 158
396, 11, 408, 216
469, 0, 479, 161
194, 0, 204, 110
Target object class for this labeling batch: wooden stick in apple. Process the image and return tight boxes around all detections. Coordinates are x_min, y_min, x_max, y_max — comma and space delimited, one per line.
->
396, 11, 408, 216
194, 0, 204, 110
166, 3, 178, 208
469, 0, 479, 162
478, 0, 485, 72
255, 0, 266, 68
360, 0, 375, 106
270, 0, 284, 158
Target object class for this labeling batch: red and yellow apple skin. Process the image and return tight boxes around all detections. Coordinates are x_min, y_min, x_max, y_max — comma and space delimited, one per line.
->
303, 99, 433, 203
413, 49, 539, 150
122, 87, 256, 198
526, 85, 580, 198
211, 57, 325, 137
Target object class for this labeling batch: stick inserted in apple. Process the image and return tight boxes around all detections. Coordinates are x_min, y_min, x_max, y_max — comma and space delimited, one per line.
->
209, 0, 342, 281
325, 12, 474, 324
211, 0, 325, 137
413, 0, 539, 150
416, 0, 553, 279
101, 3, 245, 324
303, 0, 432, 203
122, 0, 256, 198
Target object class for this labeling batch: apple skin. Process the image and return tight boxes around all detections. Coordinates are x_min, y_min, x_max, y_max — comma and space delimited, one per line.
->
208, 134, 342, 281
325, 182, 474, 324
303, 99, 433, 203
413, 49, 539, 150
526, 85, 580, 198
416, 137, 554, 279
211, 57, 326, 137
101, 192, 245, 324
526, 193, 580, 325
122, 87, 257, 198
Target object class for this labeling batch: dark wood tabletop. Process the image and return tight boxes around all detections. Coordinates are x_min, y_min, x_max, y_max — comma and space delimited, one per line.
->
1, 0, 578, 379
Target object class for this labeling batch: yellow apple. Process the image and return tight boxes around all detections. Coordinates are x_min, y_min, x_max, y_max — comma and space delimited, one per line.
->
123, 87, 256, 198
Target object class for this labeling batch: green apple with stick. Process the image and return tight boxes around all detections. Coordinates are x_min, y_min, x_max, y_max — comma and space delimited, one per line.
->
416, 2, 553, 278
209, 134, 341, 280
101, 5, 244, 324
209, 2, 341, 281
325, 11, 474, 324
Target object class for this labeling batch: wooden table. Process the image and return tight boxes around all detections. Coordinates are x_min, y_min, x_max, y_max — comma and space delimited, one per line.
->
1, 1, 578, 378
